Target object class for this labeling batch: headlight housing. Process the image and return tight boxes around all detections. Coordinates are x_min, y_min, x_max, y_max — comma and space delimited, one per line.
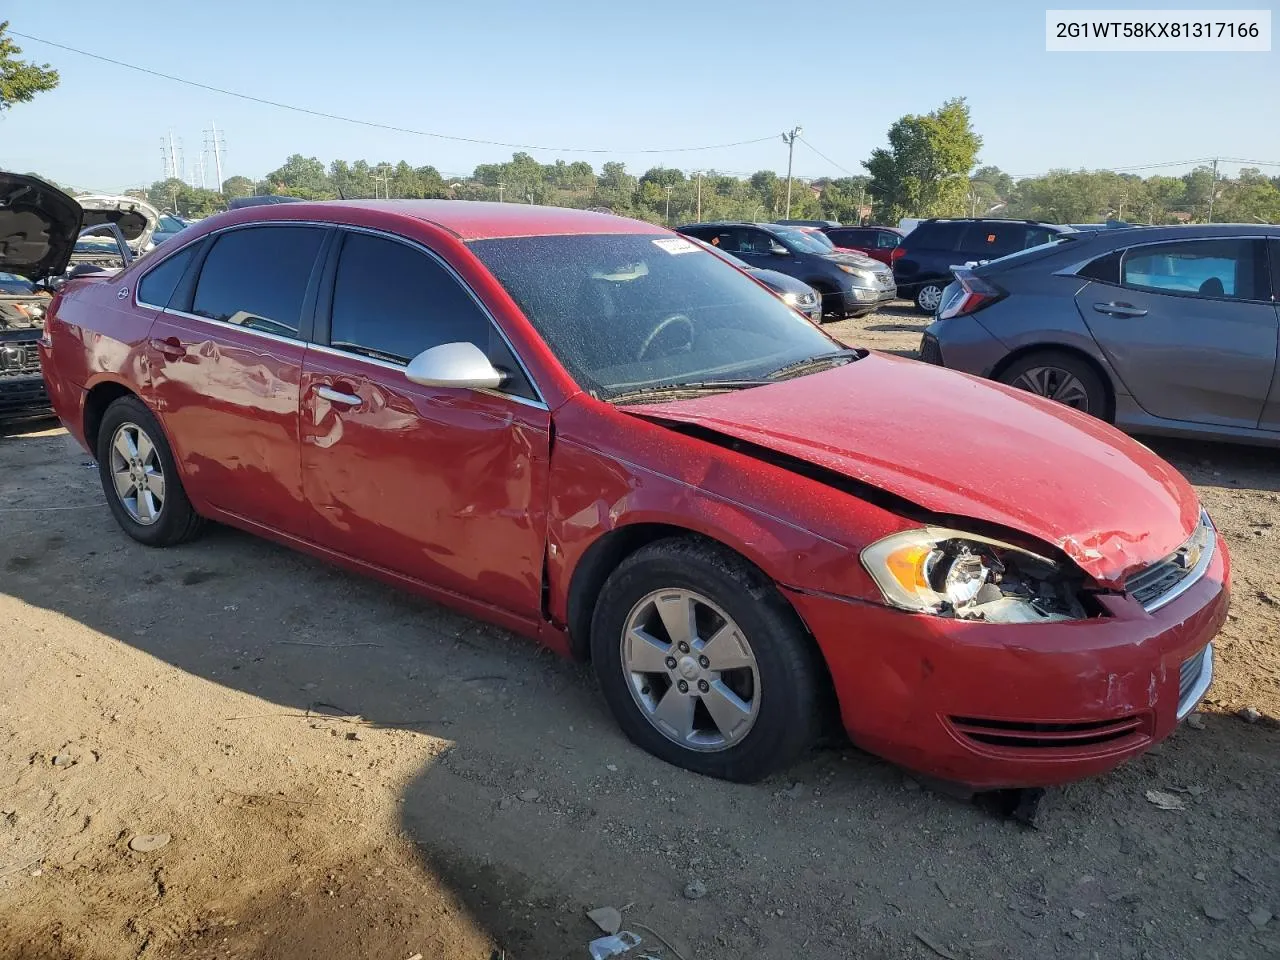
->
780, 291, 800, 306
836, 264, 876, 288
861, 528, 1087, 623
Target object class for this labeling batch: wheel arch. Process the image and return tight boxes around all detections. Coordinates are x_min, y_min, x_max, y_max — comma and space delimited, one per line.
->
989, 343, 1116, 422
83, 379, 140, 453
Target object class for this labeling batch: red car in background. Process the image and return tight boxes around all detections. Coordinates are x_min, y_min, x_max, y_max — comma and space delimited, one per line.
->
28, 180, 1226, 789
823, 225, 906, 265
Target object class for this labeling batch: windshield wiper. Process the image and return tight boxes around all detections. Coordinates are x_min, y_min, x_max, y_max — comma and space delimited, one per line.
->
608, 379, 773, 404
767, 349, 860, 380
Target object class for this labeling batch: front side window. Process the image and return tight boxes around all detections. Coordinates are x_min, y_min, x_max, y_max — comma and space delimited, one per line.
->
137, 243, 198, 308
876, 231, 902, 249
469, 233, 841, 399
1120, 239, 1264, 300
191, 226, 326, 336
330, 232, 493, 363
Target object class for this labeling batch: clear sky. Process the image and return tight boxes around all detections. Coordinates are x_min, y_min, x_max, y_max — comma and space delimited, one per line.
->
1, 0, 1276, 193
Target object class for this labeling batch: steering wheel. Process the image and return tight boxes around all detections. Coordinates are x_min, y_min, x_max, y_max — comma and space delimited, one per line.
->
637, 313, 694, 362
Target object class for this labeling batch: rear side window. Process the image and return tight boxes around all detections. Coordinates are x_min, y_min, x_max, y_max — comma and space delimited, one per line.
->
910, 222, 966, 250
191, 226, 325, 337
961, 223, 1028, 257
828, 229, 871, 247
1078, 249, 1122, 284
876, 231, 902, 249
137, 244, 198, 308
1120, 239, 1266, 300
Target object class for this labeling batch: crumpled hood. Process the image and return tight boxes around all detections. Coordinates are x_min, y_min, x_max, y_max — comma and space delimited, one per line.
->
626, 352, 1199, 586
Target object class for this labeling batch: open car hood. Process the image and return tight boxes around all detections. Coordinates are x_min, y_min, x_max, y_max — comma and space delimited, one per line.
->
625, 352, 1200, 587
75, 194, 160, 249
0, 172, 85, 281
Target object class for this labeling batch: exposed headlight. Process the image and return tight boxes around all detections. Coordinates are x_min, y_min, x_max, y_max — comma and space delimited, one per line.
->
780, 291, 800, 306
861, 528, 1087, 623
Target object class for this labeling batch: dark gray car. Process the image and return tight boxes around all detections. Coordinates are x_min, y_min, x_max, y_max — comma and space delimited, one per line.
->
921, 224, 1280, 445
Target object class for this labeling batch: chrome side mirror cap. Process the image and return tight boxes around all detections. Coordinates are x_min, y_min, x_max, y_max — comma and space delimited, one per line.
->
404, 341, 504, 390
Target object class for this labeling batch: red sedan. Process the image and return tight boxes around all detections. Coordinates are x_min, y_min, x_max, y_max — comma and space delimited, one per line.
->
32, 193, 1227, 788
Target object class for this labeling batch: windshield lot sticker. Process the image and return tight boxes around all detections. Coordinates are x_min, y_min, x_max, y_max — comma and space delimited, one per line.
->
652, 237, 698, 255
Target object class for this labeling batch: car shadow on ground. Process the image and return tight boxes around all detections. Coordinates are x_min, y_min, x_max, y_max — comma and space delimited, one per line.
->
1142, 436, 1280, 495
1, 427, 1278, 959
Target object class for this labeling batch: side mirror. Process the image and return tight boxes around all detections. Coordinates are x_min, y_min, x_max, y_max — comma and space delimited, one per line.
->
770, 243, 789, 256
405, 341, 504, 390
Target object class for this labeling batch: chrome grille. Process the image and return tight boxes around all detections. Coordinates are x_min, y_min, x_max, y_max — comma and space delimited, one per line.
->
798, 292, 817, 306
1177, 644, 1213, 719
1125, 511, 1214, 612
0, 341, 41, 377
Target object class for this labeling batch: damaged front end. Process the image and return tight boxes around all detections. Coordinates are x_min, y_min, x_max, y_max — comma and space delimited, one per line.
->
861, 528, 1092, 624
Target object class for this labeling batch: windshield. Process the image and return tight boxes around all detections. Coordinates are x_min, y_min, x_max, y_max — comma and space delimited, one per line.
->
771, 227, 831, 255
803, 231, 835, 250
469, 234, 839, 399
158, 215, 186, 232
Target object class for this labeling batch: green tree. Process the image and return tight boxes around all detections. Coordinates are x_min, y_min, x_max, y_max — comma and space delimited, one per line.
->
818, 176, 871, 222
863, 97, 983, 222
264, 154, 333, 199
0, 21, 58, 112
971, 165, 1013, 200
221, 175, 255, 200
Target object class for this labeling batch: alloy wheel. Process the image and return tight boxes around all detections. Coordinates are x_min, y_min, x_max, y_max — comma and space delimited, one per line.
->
108, 422, 166, 525
620, 588, 761, 752
1010, 365, 1091, 411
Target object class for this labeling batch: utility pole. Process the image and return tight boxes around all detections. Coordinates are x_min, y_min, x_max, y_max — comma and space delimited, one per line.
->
497, 181, 505, 202
781, 125, 802, 218
1117, 193, 1127, 221
856, 183, 865, 224
193, 155, 205, 190
664, 184, 674, 225
694, 171, 703, 221
1206, 158, 1219, 223
205, 122, 226, 193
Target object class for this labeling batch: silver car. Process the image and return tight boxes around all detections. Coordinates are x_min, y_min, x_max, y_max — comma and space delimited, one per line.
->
921, 224, 1280, 445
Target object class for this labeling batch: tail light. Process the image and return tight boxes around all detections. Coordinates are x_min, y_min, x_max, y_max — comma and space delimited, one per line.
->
937, 270, 1005, 320
889, 247, 906, 263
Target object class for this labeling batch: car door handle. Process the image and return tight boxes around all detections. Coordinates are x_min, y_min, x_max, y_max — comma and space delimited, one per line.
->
1093, 301, 1148, 318
315, 385, 361, 407
148, 336, 187, 359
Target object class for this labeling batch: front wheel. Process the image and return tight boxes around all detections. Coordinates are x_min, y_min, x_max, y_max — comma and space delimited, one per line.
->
590, 538, 824, 782
96, 395, 205, 546
914, 282, 944, 314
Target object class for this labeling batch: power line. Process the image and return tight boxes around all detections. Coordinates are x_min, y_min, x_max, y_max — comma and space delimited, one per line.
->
11, 30, 779, 156
798, 137, 856, 177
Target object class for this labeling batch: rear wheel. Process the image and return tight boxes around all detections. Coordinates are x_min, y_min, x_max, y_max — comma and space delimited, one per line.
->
914, 282, 944, 314
997, 350, 1110, 420
590, 538, 824, 782
96, 396, 205, 546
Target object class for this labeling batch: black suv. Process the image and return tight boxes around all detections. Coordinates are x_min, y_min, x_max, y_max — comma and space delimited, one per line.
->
894, 218, 1071, 313
677, 221, 896, 319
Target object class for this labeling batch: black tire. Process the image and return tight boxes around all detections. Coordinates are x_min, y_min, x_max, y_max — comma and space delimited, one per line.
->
913, 282, 944, 314
997, 350, 1111, 421
809, 283, 842, 322
96, 395, 205, 547
590, 537, 824, 782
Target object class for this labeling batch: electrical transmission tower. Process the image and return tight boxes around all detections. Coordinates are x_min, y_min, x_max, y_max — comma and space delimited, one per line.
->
204, 122, 227, 193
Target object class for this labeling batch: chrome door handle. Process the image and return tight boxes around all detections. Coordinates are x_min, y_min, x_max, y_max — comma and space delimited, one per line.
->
315, 386, 361, 406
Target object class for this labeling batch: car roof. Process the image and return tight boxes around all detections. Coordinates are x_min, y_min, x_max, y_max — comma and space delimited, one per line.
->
226, 199, 664, 241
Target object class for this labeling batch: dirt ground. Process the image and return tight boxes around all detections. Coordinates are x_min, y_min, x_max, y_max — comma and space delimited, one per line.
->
1, 304, 1277, 960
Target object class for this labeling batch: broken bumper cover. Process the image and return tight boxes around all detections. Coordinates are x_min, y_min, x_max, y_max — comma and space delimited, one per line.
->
787, 533, 1229, 789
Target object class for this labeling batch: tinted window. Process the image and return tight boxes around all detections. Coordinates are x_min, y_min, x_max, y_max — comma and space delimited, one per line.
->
910, 222, 966, 249
1078, 249, 1121, 284
875, 231, 902, 249
328, 232, 535, 398
469, 234, 839, 400
137, 244, 198, 308
1121, 239, 1263, 300
828, 229, 872, 247
192, 227, 325, 336
961, 222, 1027, 257
770, 227, 829, 254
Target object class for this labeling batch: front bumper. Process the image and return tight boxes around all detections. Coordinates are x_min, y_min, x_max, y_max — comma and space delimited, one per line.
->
837, 284, 897, 313
0, 336, 49, 415
788, 533, 1230, 789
